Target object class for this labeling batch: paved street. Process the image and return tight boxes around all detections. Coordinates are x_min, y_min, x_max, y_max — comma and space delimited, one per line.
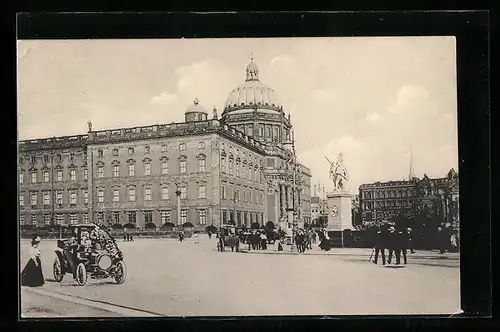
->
20, 236, 461, 317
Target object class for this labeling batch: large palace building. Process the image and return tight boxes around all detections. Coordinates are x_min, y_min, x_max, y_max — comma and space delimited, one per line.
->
358, 169, 459, 231
18, 59, 312, 230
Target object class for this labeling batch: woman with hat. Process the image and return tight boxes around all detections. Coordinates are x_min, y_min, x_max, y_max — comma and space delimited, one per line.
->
21, 235, 45, 287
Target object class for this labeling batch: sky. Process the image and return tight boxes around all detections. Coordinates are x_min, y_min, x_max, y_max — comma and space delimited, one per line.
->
17, 37, 458, 195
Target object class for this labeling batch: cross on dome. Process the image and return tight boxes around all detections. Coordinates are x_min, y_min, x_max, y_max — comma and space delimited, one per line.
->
193, 97, 199, 105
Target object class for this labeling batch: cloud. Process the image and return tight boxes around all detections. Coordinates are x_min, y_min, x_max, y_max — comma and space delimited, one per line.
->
149, 91, 179, 105
389, 85, 431, 114
366, 112, 381, 123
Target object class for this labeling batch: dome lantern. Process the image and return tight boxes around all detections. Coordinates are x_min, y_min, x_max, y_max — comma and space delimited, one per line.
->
185, 97, 208, 122
246, 58, 259, 82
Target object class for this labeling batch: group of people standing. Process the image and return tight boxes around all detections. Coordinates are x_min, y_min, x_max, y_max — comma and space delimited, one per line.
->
294, 229, 316, 253
373, 226, 414, 266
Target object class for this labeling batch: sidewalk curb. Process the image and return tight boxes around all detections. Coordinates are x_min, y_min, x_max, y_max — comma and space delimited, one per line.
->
22, 286, 162, 317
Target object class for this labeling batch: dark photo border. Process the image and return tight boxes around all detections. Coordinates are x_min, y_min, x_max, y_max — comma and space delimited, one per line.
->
8, 10, 491, 331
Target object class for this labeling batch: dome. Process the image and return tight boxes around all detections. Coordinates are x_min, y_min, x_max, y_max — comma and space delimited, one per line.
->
185, 98, 208, 122
224, 59, 283, 112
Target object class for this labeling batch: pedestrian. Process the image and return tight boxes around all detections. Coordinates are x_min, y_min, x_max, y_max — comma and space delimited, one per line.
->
261, 232, 268, 250
387, 226, 401, 265
208, 231, 212, 240
193, 232, 199, 244
179, 232, 184, 242
373, 228, 386, 265
437, 227, 446, 254
275, 236, 284, 252
407, 228, 415, 253
398, 229, 408, 265
21, 235, 45, 287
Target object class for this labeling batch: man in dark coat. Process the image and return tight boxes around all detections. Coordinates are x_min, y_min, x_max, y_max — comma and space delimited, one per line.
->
398, 229, 409, 265
373, 228, 386, 265
387, 226, 401, 264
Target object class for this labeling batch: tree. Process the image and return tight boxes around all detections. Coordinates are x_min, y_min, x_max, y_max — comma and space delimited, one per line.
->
265, 221, 275, 230
251, 222, 260, 229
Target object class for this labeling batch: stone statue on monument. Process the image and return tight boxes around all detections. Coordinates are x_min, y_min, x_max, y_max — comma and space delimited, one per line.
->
87, 120, 92, 132
325, 153, 349, 192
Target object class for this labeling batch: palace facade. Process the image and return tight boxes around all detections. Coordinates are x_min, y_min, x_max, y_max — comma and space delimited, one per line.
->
358, 169, 459, 231
18, 59, 312, 230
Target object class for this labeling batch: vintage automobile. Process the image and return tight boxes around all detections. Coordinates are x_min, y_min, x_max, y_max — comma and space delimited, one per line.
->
217, 224, 240, 252
53, 224, 127, 286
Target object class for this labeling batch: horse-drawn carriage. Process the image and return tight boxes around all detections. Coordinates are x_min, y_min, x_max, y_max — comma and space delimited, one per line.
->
217, 224, 240, 252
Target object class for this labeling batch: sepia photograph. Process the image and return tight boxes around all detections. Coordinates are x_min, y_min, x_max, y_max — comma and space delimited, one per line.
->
18, 37, 461, 317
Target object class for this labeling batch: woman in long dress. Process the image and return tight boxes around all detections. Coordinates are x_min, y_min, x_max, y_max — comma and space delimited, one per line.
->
21, 235, 45, 287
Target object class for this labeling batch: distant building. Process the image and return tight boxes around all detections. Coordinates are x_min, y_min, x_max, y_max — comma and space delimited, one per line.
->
358, 169, 459, 231
351, 194, 361, 227
18, 59, 312, 231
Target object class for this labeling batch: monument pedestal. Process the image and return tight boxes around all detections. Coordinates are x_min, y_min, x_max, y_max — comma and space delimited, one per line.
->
326, 191, 353, 247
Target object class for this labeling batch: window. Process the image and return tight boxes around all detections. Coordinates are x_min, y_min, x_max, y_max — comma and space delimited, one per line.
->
43, 171, 49, 182
19, 193, 24, 207
161, 145, 167, 152
113, 189, 120, 202
221, 157, 226, 173
44, 215, 50, 225
83, 213, 88, 224
98, 190, 104, 203
145, 146, 150, 154
180, 160, 187, 174
198, 142, 205, 149
112, 212, 120, 223
243, 189, 246, 202
248, 126, 253, 136
128, 211, 137, 224
128, 164, 135, 176
70, 191, 77, 205
236, 149, 239, 156
144, 162, 151, 175
30, 192, 37, 206
161, 161, 168, 175
98, 166, 104, 178
70, 169, 76, 181
31, 172, 37, 184
84, 190, 88, 204
144, 188, 152, 201
31, 156, 36, 164
56, 190, 63, 205
129, 147, 134, 154
236, 163, 240, 177
229, 159, 233, 175
160, 210, 171, 224
259, 125, 264, 136
97, 212, 104, 223
19, 173, 24, 184
198, 159, 206, 172
112, 149, 118, 156
43, 155, 49, 163
69, 214, 77, 225
180, 209, 188, 225
161, 187, 169, 200
179, 143, 186, 151
180, 186, 187, 199
84, 168, 88, 181
144, 211, 153, 223
198, 210, 207, 225
129, 188, 136, 201
56, 214, 64, 225
113, 165, 119, 177
55, 170, 62, 182
57, 154, 62, 162
242, 164, 246, 178
31, 215, 37, 226
221, 184, 226, 200
20, 215, 24, 225
198, 184, 206, 199
43, 192, 50, 205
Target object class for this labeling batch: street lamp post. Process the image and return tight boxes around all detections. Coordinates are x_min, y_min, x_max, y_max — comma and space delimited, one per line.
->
233, 192, 237, 226
175, 183, 181, 226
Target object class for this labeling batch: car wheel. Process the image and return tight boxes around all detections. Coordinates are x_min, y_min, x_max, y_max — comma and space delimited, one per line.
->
75, 263, 88, 286
53, 257, 64, 282
114, 261, 127, 284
